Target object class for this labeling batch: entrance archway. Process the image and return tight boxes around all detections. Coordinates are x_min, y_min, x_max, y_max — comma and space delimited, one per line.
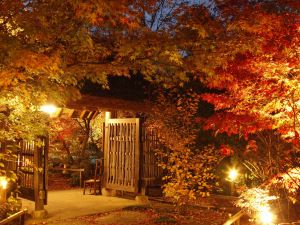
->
17, 95, 162, 216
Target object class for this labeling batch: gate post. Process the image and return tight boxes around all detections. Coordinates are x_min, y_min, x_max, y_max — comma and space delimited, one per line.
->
136, 123, 149, 204
102, 112, 115, 196
33, 141, 47, 218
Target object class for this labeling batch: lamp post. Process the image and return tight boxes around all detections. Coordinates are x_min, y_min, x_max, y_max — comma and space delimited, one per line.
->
34, 104, 53, 218
0, 176, 8, 204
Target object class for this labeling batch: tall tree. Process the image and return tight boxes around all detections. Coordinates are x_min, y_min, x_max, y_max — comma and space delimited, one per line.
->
185, 0, 300, 199
0, 0, 194, 140
186, 0, 300, 143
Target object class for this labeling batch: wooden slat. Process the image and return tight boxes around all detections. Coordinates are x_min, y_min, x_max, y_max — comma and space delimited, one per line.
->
134, 120, 140, 192
124, 124, 129, 186
112, 124, 116, 185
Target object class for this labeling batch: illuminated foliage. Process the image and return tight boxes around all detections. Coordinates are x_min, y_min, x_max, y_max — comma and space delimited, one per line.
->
0, 0, 205, 140
147, 89, 223, 205
195, 1, 300, 142
0, 0, 299, 208
186, 1, 300, 203
49, 115, 103, 166
269, 167, 300, 203
236, 187, 278, 223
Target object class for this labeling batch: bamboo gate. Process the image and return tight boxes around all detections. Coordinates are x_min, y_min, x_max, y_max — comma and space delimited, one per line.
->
103, 117, 162, 195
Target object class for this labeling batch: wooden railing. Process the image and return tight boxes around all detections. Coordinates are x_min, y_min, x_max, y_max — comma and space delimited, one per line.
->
0, 209, 27, 225
223, 210, 246, 225
50, 167, 85, 187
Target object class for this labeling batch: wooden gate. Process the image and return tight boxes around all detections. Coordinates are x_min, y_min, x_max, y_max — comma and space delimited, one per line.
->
17, 138, 48, 205
104, 118, 140, 192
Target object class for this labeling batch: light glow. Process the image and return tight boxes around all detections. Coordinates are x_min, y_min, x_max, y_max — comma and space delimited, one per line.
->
228, 168, 238, 182
258, 207, 274, 225
0, 177, 7, 189
40, 104, 57, 115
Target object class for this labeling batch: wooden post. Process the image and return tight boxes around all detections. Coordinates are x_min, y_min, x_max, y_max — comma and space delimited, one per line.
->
104, 111, 111, 183
0, 188, 6, 204
44, 136, 49, 205
135, 119, 149, 204
102, 111, 111, 195
229, 181, 236, 196
135, 118, 140, 193
33, 141, 47, 218
34, 144, 44, 211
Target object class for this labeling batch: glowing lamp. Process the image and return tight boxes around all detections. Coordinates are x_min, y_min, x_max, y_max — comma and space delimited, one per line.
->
0, 177, 7, 189
40, 104, 57, 115
228, 168, 238, 182
258, 208, 274, 225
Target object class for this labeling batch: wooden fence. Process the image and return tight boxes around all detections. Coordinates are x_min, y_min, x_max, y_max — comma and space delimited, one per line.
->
223, 210, 246, 225
141, 127, 162, 188
0, 209, 27, 225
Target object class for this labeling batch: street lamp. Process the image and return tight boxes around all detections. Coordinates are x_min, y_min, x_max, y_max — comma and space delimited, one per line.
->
40, 104, 57, 116
228, 168, 239, 182
227, 168, 239, 195
0, 177, 7, 189
257, 207, 275, 225
0, 176, 7, 204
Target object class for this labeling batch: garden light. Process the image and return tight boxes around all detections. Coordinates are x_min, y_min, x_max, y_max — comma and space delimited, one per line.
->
228, 168, 239, 182
258, 207, 274, 225
40, 104, 57, 115
0, 176, 7, 189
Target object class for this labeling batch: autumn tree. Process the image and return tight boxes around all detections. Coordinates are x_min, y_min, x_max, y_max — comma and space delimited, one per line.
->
146, 88, 224, 206
0, 0, 208, 140
0, 0, 190, 152
2, 0, 299, 208
200, 0, 300, 138
178, 0, 300, 215
49, 116, 103, 167
0, 0, 198, 211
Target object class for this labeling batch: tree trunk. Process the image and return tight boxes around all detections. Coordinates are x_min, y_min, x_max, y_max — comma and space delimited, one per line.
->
62, 140, 74, 165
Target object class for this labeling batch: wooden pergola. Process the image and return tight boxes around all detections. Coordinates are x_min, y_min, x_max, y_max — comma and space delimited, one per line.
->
46, 95, 152, 119
67, 95, 152, 113
16, 94, 161, 217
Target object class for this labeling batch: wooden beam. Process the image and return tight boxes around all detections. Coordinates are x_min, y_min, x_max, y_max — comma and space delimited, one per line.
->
79, 110, 87, 119
67, 95, 152, 113
61, 108, 75, 118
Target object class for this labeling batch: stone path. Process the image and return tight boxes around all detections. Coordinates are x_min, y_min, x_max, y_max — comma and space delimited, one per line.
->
22, 189, 141, 224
